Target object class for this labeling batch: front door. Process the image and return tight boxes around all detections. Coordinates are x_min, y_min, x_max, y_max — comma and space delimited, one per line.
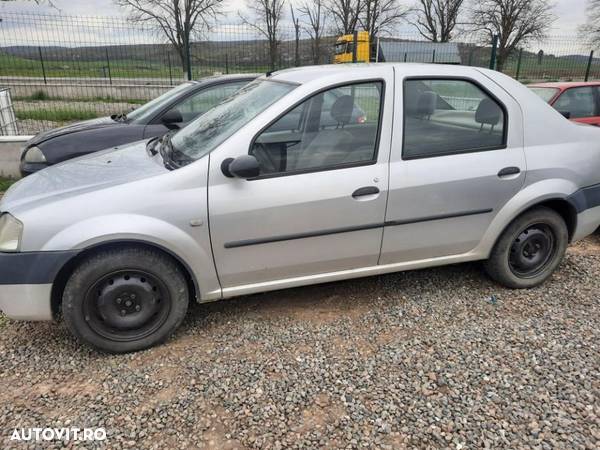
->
380, 71, 526, 264
208, 75, 394, 292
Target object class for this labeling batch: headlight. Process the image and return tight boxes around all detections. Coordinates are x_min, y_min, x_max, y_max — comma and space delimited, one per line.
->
0, 213, 23, 252
23, 146, 47, 164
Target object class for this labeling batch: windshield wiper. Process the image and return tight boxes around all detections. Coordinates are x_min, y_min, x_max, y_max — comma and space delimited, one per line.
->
158, 133, 178, 170
146, 137, 160, 156
110, 113, 128, 122
158, 131, 193, 170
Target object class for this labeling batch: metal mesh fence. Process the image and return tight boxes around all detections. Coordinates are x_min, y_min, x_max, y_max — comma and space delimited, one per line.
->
0, 11, 596, 135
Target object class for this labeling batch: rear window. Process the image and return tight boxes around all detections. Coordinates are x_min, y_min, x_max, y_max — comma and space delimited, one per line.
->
529, 87, 559, 103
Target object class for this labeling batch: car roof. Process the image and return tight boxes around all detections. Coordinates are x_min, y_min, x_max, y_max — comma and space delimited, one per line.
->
192, 73, 259, 86
528, 81, 600, 89
269, 63, 508, 85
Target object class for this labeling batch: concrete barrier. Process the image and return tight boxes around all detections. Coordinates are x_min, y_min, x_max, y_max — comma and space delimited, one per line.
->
0, 136, 31, 179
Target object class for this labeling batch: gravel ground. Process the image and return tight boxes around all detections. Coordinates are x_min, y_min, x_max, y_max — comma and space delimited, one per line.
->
0, 233, 598, 449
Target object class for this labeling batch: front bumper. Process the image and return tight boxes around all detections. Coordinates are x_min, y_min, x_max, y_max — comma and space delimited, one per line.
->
0, 284, 53, 320
0, 250, 77, 321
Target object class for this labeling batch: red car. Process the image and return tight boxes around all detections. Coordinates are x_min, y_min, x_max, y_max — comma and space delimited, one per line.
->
529, 81, 600, 126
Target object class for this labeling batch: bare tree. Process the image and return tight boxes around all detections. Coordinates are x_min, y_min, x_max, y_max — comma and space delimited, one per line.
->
326, 0, 363, 35
360, 0, 408, 38
299, 0, 327, 64
240, 0, 285, 71
414, 0, 464, 42
290, 4, 301, 66
580, 0, 600, 46
114, 0, 223, 77
469, 0, 555, 71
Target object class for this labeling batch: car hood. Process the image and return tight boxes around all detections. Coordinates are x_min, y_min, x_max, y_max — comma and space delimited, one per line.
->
27, 116, 121, 146
1, 140, 167, 213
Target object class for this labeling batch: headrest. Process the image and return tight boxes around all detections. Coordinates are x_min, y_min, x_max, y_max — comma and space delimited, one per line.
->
417, 91, 437, 116
475, 98, 501, 126
330, 95, 354, 124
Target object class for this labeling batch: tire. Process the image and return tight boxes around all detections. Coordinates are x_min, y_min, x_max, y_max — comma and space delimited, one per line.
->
62, 246, 189, 353
484, 207, 568, 289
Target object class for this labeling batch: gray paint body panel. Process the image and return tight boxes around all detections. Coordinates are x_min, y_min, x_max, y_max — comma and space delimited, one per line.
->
1, 63, 600, 321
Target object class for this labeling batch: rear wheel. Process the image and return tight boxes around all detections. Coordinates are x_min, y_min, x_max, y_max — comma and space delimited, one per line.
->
62, 247, 189, 353
484, 207, 568, 288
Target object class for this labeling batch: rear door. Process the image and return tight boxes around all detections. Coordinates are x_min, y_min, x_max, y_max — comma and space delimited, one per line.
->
380, 67, 526, 264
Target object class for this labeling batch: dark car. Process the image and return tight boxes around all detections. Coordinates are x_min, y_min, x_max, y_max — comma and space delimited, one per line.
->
20, 74, 257, 176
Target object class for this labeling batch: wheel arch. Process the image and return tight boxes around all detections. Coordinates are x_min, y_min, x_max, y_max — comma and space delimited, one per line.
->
50, 239, 200, 319
482, 197, 578, 263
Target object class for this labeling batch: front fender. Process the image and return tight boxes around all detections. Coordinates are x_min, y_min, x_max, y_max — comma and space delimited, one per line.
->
40, 213, 221, 301
474, 178, 579, 257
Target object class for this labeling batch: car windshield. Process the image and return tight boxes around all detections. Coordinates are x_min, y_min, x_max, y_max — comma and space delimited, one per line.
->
335, 42, 349, 55
127, 82, 195, 123
529, 87, 560, 103
171, 79, 296, 161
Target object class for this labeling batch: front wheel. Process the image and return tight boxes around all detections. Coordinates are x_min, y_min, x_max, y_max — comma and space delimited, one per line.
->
62, 247, 189, 353
484, 207, 568, 289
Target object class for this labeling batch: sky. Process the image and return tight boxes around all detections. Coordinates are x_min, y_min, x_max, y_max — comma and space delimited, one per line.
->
0, 0, 590, 50
0, 0, 589, 34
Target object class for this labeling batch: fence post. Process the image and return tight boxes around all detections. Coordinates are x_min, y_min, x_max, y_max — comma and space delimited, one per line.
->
352, 30, 358, 63
432, 49, 436, 63
225, 53, 229, 74
489, 35, 498, 70
167, 53, 173, 85
585, 50, 594, 82
38, 46, 47, 85
516, 48, 523, 80
186, 40, 192, 81
105, 48, 112, 85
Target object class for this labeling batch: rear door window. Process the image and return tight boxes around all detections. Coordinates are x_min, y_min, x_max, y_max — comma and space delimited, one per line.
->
403, 78, 506, 159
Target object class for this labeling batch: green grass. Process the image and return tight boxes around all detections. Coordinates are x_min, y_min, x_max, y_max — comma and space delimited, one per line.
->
0, 52, 267, 80
14, 93, 146, 104
15, 108, 99, 122
0, 178, 16, 192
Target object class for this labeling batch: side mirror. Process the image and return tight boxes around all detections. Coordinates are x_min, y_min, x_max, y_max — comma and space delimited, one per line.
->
559, 111, 571, 119
221, 155, 260, 179
161, 109, 183, 128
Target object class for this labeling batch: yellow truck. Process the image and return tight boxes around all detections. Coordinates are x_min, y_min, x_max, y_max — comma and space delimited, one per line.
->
333, 31, 462, 65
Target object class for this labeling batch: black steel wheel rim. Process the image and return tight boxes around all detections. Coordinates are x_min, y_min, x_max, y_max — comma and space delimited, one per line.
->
508, 223, 556, 278
83, 270, 171, 342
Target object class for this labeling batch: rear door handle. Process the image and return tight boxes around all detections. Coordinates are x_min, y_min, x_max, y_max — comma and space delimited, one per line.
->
498, 167, 521, 178
352, 186, 380, 198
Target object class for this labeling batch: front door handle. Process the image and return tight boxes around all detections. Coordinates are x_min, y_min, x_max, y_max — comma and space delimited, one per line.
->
497, 167, 521, 178
352, 186, 380, 198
